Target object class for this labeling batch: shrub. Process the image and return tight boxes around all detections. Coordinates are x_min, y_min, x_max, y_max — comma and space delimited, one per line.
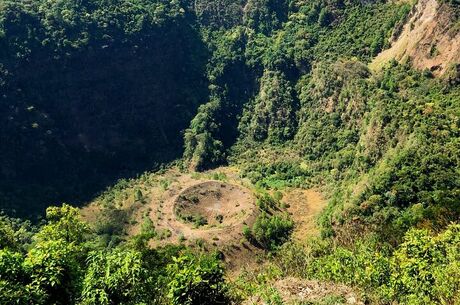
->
256, 193, 279, 212
387, 225, 460, 304
252, 212, 294, 250
215, 214, 224, 223
194, 215, 208, 228
79, 249, 153, 305
242, 225, 252, 241
287, 225, 460, 304
167, 253, 228, 305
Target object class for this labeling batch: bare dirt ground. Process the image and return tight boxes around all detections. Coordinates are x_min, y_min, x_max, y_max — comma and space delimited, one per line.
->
151, 176, 257, 247
370, 0, 460, 76
243, 277, 364, 305
141, 168, 265, 271
81, 167, 329, 274
274, 277, 364, 304
284, 188, 327, 242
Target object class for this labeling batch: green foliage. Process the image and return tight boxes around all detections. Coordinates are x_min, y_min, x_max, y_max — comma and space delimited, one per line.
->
93, 208, 128, 247
239, 158, 309, 189
316, 64, 460, 243
1, 0, 459, 304
25, 238, 84, 304
242, 225, 252, 241
210, 171, 228, 181
243, 0, 289, 34
0, 204, 192, 305
184, 99, 225, 171
192, 0, 245, 29
386, 225, 460, 304
0, 205, 89, 304
256, 192, 279, 211
134, 189, 144, 202
167, 252, 228, 305
38, 204, 89, 244
0, 249, 38, 304
193, 215, 208, 228
183, 27, 254, 171
251, 212, 294, 250
241, 70, 298, 143
79, 248, 153, 305
0, 0, 208, 218
0, 214, 33, 251
317, 7, 332, 27
276, 225, 460, 304
132, 217, 157, 247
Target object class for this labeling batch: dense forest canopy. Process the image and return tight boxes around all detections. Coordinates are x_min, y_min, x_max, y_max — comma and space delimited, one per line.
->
0, 0, 209, 217
1, 0, 460, 304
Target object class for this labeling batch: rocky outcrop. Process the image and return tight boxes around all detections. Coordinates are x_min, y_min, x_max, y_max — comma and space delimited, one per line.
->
370, 0, 460, 76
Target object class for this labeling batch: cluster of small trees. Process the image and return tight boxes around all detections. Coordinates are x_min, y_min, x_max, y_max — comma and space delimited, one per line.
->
276, 224, 460, 304
243, 193, 294, 251
0, 205, 228, 305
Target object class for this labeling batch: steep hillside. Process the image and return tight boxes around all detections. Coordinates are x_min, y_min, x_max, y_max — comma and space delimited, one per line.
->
0, 0, 208, 217
0, 0, 459, 304
371, 0, 460, 76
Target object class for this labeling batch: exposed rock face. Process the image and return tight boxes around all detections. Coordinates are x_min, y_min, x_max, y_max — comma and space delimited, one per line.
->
371, 0, 460, 76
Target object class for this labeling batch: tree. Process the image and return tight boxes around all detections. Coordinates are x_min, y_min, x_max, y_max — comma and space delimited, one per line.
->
318, 7, 332, 27
78, 248, 153, 305
243, 0, 289, 34
36, 204, 89, 244
23, 204, 89, 305
252, 212, 294, 250
183, 99, 225, 171
0, 249, 38, 305
167, 253, 228, 305
246, 70, 298, 143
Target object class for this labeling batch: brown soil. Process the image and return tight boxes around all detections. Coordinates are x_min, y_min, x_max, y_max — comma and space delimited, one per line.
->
154, 178, 257, 245
370, 0, 460, 76
275, 277, 364, 304
244, 277, 364, 305
146, 169, 264, 272
284, 188, 327, 242
174, 181, 253, 227
81, 167, 329, 275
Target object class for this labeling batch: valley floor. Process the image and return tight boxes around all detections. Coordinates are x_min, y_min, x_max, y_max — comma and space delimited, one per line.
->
81, 166, 367, 304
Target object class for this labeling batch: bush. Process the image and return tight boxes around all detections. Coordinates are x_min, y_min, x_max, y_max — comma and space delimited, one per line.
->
79, 249, 153, 305
242, 225, 252, 241
387, 225, 460, 304
285, 225, 460, 304
256, 193, 279, 212
252, 212, 294, 250
215, 214, 224, 223
167, 253, 229, 305
194, 215, 208, 228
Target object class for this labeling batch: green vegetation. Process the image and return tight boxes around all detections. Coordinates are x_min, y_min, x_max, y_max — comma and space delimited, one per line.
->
0, 205, 227, 305
274, 224, 460, 304
251, 212, 294, 250
1, 0, 460, 303
167, 252, 228, 305
0, 0, 208, 217
245, 192, 294, 250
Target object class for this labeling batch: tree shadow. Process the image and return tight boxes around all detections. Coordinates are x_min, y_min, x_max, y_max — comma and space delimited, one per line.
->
0, 17, 210, 220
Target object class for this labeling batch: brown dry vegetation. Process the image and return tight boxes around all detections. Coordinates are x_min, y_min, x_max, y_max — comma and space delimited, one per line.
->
284, 189, 327, 242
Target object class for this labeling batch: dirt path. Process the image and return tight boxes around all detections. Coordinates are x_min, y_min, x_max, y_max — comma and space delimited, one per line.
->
83, 167, 328, 274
